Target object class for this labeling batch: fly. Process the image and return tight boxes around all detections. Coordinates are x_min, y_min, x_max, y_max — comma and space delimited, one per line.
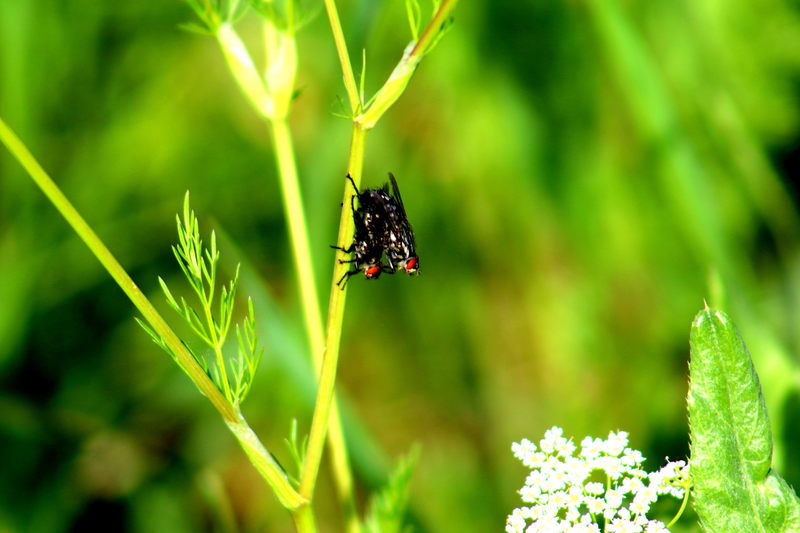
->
330, 174, 393, 287
371, 173, 420, 275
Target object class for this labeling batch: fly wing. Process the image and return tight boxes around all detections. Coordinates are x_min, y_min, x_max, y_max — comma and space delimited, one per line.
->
386, 172, 415, 246
387, 172, 407, 221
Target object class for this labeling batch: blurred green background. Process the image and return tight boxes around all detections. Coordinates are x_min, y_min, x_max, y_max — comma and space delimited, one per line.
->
2, 0, 800, 531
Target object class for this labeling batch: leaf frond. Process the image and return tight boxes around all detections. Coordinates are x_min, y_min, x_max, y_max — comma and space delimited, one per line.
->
364, 446, 421, 533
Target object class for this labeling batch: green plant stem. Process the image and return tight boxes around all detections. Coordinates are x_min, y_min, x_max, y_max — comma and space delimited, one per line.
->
271, 118, 360, 532
300, 123, 368, 500
322, 0, 359, 112
326, 403, 361, 533
292, 504, 317, 533
226, 408, 308, 509
271, 119, 325, 363
0, 115, 305, 511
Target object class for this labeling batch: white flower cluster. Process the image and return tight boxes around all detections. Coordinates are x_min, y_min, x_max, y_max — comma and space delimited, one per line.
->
507, 427, 689, 533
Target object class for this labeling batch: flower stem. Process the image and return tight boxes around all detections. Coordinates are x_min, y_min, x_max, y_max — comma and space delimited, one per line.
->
665, 484, 691, 528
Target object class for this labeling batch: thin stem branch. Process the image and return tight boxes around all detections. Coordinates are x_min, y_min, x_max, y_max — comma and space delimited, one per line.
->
356, 0, 459, 130
203, 283, 233, 401
410, 0, 458, 59
0, 115, 306, 511
0, 115, 235, 422
665, 483, 691, 529
322, 0, 360, 113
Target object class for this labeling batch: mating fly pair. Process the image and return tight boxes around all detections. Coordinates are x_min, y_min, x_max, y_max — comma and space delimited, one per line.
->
331, 173, 420, 287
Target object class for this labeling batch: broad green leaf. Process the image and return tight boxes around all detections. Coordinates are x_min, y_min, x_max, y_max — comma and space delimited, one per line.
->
688, 307, 800, 532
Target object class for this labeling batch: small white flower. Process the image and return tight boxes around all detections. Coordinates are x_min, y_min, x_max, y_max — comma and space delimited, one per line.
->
565, 506, 581, 522
627, 468, 648, 479
551, 490, 569, 509
647, 470, 665, 490
528, 451, 547, 468
580, 437, 605, 459
602, 456, 624, 479
609, 517, 643, 533
630, 494, 651, 515
605, 488, 624, 510
585, 482, 604, 495
567, 484, 584, 507
621, 448, 645, 466
538, 501, 559, 518
548, 466, 569, 491
541, 427, 563, 454
525, 522, 542, 533
507, 508, 527, 533
565, 456, 591, 485
668, 486, 685, 499
521, 484, 542, 502
658, 460, 686, 482
645, 520, 668, 532
526, 505, 543, 520
622, 476, 645, 494
622, 519, 642, 533
513, 439, 537, 460
526, 470, 549, 493
637, 483, 658, 503
555, 438, 576, 458
617, 506, 631, 521
606, 431, 629, 456
531, 515, 559, 533
585, 496, 605, 515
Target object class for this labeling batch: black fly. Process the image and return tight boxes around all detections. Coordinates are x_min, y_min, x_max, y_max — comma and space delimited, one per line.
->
330, 174, 393, 287
372, 173, 420, 275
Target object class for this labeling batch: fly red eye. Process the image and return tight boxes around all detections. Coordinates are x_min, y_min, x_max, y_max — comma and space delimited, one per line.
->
366, 266, 380, 277
405, 258, 417, 271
